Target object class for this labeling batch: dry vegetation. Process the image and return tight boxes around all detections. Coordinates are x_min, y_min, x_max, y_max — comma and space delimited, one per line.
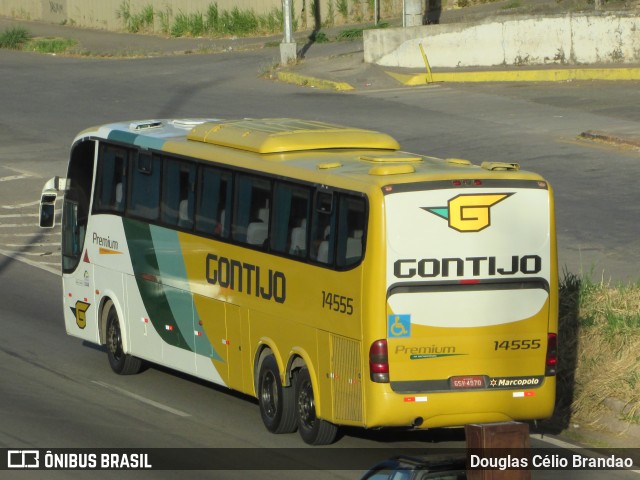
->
554, 273, 640, 431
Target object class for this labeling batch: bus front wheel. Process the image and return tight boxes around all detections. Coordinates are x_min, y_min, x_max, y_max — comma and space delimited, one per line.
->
257, 354, 297, 434
106, 305, 142, 375
294, 367, 338, 445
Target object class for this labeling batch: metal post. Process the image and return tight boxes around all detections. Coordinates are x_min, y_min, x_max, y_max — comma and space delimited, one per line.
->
280, 0, 297, 65
404, 0, 422, 27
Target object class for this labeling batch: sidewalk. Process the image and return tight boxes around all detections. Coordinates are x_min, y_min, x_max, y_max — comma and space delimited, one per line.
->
4, 14, 640, 91
3, 13, 640, 152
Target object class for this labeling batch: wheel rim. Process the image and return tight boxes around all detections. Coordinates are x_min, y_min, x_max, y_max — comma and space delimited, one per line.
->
297, 378, 316, 429
261, 370, 278, 420
107, 315, 123, 362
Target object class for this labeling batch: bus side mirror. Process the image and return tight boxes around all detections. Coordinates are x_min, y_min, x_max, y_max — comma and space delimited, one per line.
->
39, 190, 57, 228
38, 176, 68, 228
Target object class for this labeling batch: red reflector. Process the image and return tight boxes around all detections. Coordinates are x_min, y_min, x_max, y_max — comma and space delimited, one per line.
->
546, 333, 558, 364
546, 333, 558, 375
459, 279, 480, 285
474, 179, 482, 185
452, 180, 462, 186
83, 250, 90, 263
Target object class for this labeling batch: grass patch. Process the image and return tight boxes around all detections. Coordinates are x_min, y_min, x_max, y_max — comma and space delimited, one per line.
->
501, 0, 523, 9
554, 273, 640, 430
117, 2, 287, 38
117, 0, 154, 33
0, 26, 30, 49
337, 27, 364, 40
0, 27, 77, 54
26, 37, 77, 54
336, 22, 389, 41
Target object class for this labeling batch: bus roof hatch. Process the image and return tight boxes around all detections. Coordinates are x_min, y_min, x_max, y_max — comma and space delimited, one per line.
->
187, 118, 400, 154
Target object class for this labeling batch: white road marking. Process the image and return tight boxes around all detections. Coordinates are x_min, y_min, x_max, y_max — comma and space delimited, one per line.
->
92, 381, 191, 417
0, 174, 31, 182
0, 232, 59, 237
0, 249, 60, 275
0, 213, 39, 218
5, 243, 60, 247
1, 200, 41, 209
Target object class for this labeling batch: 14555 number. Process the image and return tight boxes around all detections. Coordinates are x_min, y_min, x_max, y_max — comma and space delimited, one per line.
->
322, 291, 354, 315
494, 339, 541, 351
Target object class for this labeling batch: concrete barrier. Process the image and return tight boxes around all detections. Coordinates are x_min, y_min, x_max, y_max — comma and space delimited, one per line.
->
364, 13, 640, 68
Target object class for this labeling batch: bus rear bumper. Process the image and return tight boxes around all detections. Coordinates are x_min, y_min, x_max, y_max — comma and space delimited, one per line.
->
362, 378, 556, 429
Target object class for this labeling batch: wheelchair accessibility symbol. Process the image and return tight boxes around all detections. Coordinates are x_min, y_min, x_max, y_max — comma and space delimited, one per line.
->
388, 314, 411, 338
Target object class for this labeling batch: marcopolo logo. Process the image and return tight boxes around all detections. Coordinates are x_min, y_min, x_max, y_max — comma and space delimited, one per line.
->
423, 193, 513, 233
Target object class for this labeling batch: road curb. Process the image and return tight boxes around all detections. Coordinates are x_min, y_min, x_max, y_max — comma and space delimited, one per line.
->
386, 67, 640, 84
276, 71, 355, 91
579, 130, 640, 149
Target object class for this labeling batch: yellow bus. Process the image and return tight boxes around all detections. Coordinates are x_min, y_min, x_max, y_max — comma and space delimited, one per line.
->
39, 118, 558, 445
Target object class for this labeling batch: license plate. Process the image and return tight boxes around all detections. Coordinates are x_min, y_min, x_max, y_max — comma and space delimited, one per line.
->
450, 376, 485, 389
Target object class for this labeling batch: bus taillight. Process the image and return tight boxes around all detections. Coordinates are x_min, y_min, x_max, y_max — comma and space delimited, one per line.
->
545, 333, 558, 376
369, 339, 389, 383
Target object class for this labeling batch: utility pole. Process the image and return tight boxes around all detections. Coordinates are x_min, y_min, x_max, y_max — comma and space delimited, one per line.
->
280, 0, 297, 65
404, 0, 422, 27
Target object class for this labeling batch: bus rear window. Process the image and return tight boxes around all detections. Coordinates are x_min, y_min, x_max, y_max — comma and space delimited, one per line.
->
310, 192, 366, 268
337, 196, 366, 268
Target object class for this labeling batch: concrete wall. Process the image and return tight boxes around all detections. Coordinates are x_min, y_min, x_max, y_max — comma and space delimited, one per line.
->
364, 13, 640, 67
0, 0, 284, 30
0, 0, 403, 32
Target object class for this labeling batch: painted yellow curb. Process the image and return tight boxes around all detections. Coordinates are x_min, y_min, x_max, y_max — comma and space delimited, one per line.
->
276, 71, 354, 91
387, 68, 640, 85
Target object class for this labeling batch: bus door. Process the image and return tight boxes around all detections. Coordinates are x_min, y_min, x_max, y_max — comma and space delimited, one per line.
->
61, 140, 98, 343
383, 184, 554, 400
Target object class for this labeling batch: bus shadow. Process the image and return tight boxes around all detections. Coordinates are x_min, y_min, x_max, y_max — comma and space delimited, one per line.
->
537, 271, 580, 435
341, 425, 465, 445
0, 231, 48, 276
81, 341, 259, 405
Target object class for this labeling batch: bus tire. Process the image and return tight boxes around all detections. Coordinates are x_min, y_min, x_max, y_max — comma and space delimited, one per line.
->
257, 354, 297, 434
294, 367, 338, 445
106, 305, 142, 375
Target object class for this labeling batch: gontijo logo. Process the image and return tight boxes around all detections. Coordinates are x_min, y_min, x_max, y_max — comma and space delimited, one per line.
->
423, 193, 513, 232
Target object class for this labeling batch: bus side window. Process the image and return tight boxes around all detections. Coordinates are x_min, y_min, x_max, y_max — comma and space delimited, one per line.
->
196, 167, 231, 239
127, 152, 161, 221
233, 175, 271, 247
162, 158, 196, 230
336, 195, 366, 268
310, 191, 335, 264
270, 182, 311, 257
95, 145, 128, 214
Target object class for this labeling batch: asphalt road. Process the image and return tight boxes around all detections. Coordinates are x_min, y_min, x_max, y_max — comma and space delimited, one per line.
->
1, 46, 639, 281
2, 258, 639, 479
1, 43, 640, 478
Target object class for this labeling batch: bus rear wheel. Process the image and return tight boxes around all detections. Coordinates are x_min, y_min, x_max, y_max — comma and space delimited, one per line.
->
257, 354, 297, 434
106, 305, 142, 375
294, 367, 338, 445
